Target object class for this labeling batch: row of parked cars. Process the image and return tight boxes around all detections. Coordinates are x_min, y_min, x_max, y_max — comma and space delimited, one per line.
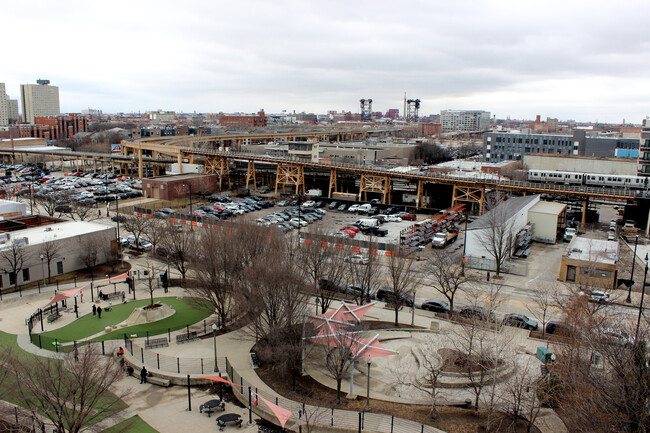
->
152, 196, 275, 222
255, 206, 327, 231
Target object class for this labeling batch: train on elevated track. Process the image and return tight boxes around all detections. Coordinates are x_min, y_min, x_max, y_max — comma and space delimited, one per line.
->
528, 169, 648, 189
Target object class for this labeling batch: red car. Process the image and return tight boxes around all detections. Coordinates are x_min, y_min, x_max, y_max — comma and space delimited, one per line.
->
213, 204, 225, 211
340, 228, 357, 238
398, 213, 417, 221
341, 225, 360, 233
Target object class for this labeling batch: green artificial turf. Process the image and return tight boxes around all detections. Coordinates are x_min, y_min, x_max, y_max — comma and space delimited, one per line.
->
40, 297, 211, 343
101, 415, 159, 433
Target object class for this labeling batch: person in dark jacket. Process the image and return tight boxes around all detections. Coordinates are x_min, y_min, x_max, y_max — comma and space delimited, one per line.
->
97, 306, 102, 319
92, 304, 96, 316
140, 366, 148, 384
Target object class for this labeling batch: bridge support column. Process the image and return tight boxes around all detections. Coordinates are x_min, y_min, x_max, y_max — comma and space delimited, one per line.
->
452, 185, 485, 215
581, 198, 588, 228
137, 149, 143, 179
275, 164, 304, 195
328, 169, 337, 198
177, 153, 183, 174
204, 156, 231, 191
245, 160, 257, 192
416, 180, 424, 209
359, 174, 391, 204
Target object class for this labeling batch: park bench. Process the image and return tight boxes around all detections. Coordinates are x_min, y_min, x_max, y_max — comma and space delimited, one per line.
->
47, 313, 62, 323
145, 337, 168, 349
102, 292, 122, 301
175, 332, 198, 344
250, 352, 260, 368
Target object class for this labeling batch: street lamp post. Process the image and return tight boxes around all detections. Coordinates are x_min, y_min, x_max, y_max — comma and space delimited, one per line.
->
627, 234, 640, 303
635, 253, 648, 342
460, 213, 469, 276
365, 362, 371, 411
212, 323, 219, 372
183, 183, 193, 215
40, 254, 45, 285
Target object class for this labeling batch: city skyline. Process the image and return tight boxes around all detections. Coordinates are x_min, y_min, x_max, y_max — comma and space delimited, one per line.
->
3, 0, 650, 124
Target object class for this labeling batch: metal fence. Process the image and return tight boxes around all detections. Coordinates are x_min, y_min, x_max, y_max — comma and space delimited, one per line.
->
0, 401, 58, 433
124, 336, 225, 375
225, 359, 444, 433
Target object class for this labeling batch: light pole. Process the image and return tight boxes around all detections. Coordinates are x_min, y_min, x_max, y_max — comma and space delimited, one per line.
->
40, 254, 45, 285
212, 323, 219, 372
635, 253, 648, 342
627, 234, 639, 303
365, 362, 371, 411
183, 183, 193, 215
460, 213, 469, 276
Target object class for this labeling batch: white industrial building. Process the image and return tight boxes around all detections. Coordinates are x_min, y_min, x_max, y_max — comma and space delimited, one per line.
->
440, 109, 490, 132
0, 217, 115, 292
527, 201, 567, 244
0, 83, 19, 125
464, 195, 540, 268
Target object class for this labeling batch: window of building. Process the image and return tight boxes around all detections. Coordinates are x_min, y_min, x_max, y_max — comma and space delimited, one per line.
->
56, 261, 63, 275
22, 268, 29, 282
9, 272, 16, 286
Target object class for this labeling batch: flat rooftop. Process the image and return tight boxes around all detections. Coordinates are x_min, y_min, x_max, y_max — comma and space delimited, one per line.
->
0, 220, 113, 248
566, 237, 619, 265
144, 174, 209, 181
529, 201, 567, 216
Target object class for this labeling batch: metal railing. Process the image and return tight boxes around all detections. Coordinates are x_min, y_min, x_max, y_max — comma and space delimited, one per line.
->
225, 358, 444, 433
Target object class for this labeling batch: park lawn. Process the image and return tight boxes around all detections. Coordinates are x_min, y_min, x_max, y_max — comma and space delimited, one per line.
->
101, 415, 159, 433
41, 297, 211, 343
0, 331, 128, 425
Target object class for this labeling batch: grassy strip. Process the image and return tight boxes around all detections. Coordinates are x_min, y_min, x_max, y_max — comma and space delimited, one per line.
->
0, 331, 128, 425
101, 415, 159, 433
39, 297, 211, 343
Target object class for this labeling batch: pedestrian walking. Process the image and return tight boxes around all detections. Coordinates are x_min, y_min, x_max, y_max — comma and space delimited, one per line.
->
73, 345, 79, 362
92, 304, 96, 316
140, 366, 148, 384
80, 291, 83, 303
121, 291, 126, 303
97, 306, 102, 319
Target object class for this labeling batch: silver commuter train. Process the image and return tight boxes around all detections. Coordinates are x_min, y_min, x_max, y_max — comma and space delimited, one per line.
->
528, 170, 648, 189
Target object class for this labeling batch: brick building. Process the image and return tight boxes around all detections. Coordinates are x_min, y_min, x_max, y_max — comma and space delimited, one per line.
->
142, 174, 219, 200
13, 114, 87, 141
208, 110, 267, 127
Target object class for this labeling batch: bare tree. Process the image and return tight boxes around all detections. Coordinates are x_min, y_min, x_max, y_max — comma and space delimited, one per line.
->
0, 240, 27, 293
384, 249, 421, 325
474, 194, 515, 276
142, 219, 165, 255
68, 200, 98, 221
81, 239, 99, 281
159, 221, 195, 282
394, 335, 443, 418
298, 233, 348, 314
345, 240, 382, 305
7, 345, 125, 433
33, 194, 59, 217
505, 358, 542, 433
141, 259, 162, 305
323, 328, 357, 404
526, 281, 560, 337
121, 214, 152, 250
429, 248, 472, 314
39, 240, 61, 283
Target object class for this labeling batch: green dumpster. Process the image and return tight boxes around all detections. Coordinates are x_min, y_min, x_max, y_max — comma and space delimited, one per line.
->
536, 346, 554, 364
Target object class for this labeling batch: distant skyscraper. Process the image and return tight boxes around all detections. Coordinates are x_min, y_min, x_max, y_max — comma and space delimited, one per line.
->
0, 83, 19, 125
20, 79, 60, 124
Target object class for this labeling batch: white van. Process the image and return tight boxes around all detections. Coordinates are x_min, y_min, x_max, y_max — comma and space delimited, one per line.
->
357, 204, 372, 213
355, 218, 379, 227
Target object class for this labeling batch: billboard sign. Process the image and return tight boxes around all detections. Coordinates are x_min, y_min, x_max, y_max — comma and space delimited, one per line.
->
111, 143, 122, 152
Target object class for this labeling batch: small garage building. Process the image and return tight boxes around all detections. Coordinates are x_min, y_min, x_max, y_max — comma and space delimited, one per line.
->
527, 201, 567, 244
558, 237, 619, 289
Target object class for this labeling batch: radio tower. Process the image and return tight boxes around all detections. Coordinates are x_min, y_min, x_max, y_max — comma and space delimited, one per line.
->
360, 99, 373, 121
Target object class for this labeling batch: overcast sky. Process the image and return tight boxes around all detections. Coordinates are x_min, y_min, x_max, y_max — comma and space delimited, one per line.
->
3, 0, 650, 123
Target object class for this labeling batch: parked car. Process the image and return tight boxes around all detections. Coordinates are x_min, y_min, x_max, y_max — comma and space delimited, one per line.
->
348, 204, 361, 213
111, 214, 127, 223
302, 200, 316, 207
328, 201, 339, 209
396, 212, 417, 221
502, 313, 538, 330
126, 236, 153, 252
319, 277, 346, 293
578, 289, 610, 304
458, 306, 495, 322
376, 287, 414, 307
337, 204, 348, 212
344, 254, 369, 265
545, 320, 573, 336
420, 299, 450, 313
158, 208, 176, 214
385, 215, 402, 222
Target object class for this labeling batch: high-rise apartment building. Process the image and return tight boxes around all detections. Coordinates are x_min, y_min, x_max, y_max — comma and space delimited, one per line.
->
0, 83, 19, 125
20, 79, 60, 124
638, 119, 650, 177
440, 109, 491, 131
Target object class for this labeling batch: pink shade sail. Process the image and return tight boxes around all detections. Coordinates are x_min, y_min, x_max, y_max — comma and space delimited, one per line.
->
255, 394, 293, 427
199, 376, 243, 388
351, 335, 396, 359
44, 286, 87, 307
95, 273, 129, 285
